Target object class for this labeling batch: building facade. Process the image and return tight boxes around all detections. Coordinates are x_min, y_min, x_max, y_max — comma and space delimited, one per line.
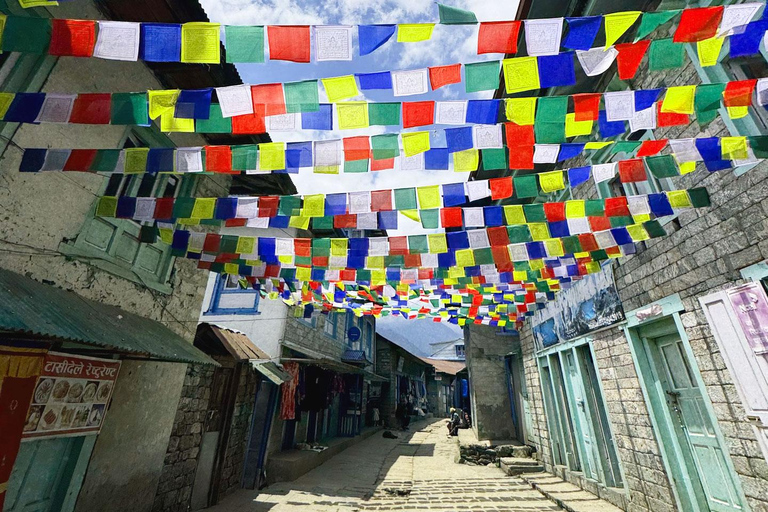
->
375, 334, 432, 428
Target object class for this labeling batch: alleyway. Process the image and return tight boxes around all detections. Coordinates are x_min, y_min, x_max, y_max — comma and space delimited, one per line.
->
208, 419, 560, 512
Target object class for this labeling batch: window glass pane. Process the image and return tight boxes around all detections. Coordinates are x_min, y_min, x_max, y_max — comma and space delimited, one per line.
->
163, 176, 179, 198
104, 174, 123, 196
137, 174, 157, 197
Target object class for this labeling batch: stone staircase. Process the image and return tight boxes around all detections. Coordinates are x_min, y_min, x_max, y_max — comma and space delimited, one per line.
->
456, 430, 544, 475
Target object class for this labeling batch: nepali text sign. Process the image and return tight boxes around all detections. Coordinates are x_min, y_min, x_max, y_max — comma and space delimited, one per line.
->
727, 282, 768, 355
22, 352, 121, 439
532, 264, 624, 351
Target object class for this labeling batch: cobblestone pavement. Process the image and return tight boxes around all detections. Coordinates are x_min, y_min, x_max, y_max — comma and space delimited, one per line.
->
208, 419, 560, 512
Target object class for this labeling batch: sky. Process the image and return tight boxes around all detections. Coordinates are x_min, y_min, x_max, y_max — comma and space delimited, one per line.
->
375, 315, 463, 357
200, 0, 521, 235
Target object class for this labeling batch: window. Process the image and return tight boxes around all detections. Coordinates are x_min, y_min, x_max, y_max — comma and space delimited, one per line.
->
204, 274, 260, 315
59, 130, 197, 294
323, 313, 337, 338
455, 344, 466, 358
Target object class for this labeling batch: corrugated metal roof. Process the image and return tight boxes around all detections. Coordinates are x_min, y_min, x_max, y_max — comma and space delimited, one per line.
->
205, 323, 270, 360
341, 349, 369, 364
0, 268, 217, 365
419, 357, 466, 376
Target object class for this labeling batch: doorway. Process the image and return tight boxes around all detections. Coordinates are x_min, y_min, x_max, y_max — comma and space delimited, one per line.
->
630, 317, 746, 512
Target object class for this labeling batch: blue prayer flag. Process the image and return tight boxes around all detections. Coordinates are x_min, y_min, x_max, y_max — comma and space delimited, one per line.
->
445, 127, 473, 153
441, 182, 466, 206
526, 242, 546, 260
610, 227, 632, 246
286, 141, 313, 170
5, 93, 45, 123
214, 198, 237, 220
302, 104, 333, 130
116, 197, 136, 219
349, 238, 369, 255
567, 166, 591, 187
378, 211, 398, 230
466, 99, 500, 125
147, 148, 175, 174
557, 143, 585, 162
695, 137, 731, 171
634, 89, 661, 111
648, 193, 674, 216
140, 23, 181, 62
357, 71, 393, 90
172, 230, 189, 251
563, 17, 601, 51
598, 110, 626, 138
484, 206, 504, 226
549, 221, 570, 238
438, 251, 456, 268
539, 53, 577, 89
19, 149, 46, 172
730, 20, 768, 57
175, 89, 212, 119
325, 193, 347, 216
269, 216, 290, 228
447, 231, 470, 249
347, 254, 366, 269
358, 25, 396, 56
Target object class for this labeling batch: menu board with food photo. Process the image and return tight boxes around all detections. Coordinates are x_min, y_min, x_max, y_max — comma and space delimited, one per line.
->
23, 352, 121, 439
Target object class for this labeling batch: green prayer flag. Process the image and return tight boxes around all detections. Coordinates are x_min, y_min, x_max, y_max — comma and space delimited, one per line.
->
523, 203, 546, 222
312, 238, 331, 256
635, 10, 680, 41
646, 154, 679, 178
312, 216, 334, 230
465, 61, 501, 93
648, 38, 685, 71
369, 102, 401, 126
748, 136, 768, 158
173, 198, 196, 219
385, 255, 404, 268
535, 97, 568, 143
609, 216, 633, 227
90, 150, 121, 172
535, 280, 549, 292
294, 255, 312, 266
284, 80, 319, 113
420, 209, 439, 229
688, 187, 710, 207
139, 225, 158, 244
344, 159, 369, 173
481, 148, 506, 170
474, 247, 494, 265
590, 249, 609, 261
437, 3, 478, 24
279, 196, 301, 217
196, 104, 233, 133
408, 235, 429, 254
585, 199, 604, 216
562, 236, 582, 254
513, 261, 530, 271
224, 25, 265, 63
372, 134, 400, 159
643, 219, 666, 238
219, 235, 239, 253
507, 225, 532, 244
394, 188, 418, 210
232, 145, 258, 171
694, 83, 726, 126
96, 197, 118, 217
514, 175, 539, 199
111, 93, 149, 125
611, 141, 642, 155
2, 17, 51, 54
356, 269, 371, 282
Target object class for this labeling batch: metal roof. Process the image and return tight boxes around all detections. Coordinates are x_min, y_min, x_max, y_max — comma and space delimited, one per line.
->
196, 323, 271, 361
419, 357, 466, 376
0, 268, 217, 365
341, 349, 370, 364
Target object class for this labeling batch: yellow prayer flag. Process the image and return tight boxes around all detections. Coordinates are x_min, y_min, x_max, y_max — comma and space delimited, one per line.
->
0, 92, 13, 119
573, 251, 590, 259
236, 236, 256, 255
177, 218, 200, 226
180, 22, 221, 64
721, 136, 748, 160
502, 57, 540, 94
586, 261, 602, 272
148, 89, 180, 120
455, 249, 475, 268
17, 0, 57, 7
529, 259, 544, 271
604, 11, 641, 48
448, 266, 465, 278
400, 209, 421, 222
322, 75, 360, 102
544, 239, 564, 257
528, 223, 550, 241
303, 194, 325, 217
727, 105, 749, 119
296, 267, 312, 282
539, 171, 565, 193
402, 131, 430, 157
259, 142, 285, 171
160, 113, 194, 133
337, 102, 369, 129
314, 165, 340, 174
667, 190, 692, 208
159, 227, 174, 244
331, 238, 348, 256
428, 233, 448, 254
584, 141, 614, 149
289, 215, 311, 230
565, 200, 585, 218
224, 263, 239, 275
679, 161, 696, 174
458, 318, 466, 326
191, 198, 216, 219
371, 270, 386, 286
631, 213, 651, 223
513, 270, 527, 281
397, 23, 435, 42
661, 85, 696, 114
278, 255, 293, 264
505, 97, 537, 125
366, 256, 384, 269
453, 149, 479, 172
565, 112, 593, 137
626, 224, 650, 242
417, 185, 441, 209
697, 37, 724, 67
124, 148, 149, 174
504, 205, 526, 225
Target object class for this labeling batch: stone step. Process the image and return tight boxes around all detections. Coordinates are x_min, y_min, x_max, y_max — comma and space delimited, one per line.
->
496, 444, 535, 458
499, 457, 544, 476
519, 472, 624, 512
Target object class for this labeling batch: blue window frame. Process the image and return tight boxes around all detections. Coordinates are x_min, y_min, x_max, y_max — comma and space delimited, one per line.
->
204, 274, 260, 315
455, 344, 465, 358
323, 313, 338, 339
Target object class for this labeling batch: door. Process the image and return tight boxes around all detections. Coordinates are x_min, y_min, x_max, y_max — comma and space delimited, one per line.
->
242, 380, 278, 490
538, 358, 567, 466
563, 351, 599, 481
504, 355, 525, 442
548, 354, 581, 471
641, 323, 745, 512
4, 437, 88, 512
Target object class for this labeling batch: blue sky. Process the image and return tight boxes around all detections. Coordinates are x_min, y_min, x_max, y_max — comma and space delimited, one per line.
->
200, 0, 521, 234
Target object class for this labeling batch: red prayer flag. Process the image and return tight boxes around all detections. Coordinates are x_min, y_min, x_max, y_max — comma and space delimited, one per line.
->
371, 158, 395, 171
418, 268, 434, 280
615, 40, 651, 80
294, 238, 311, 257
402, 101, 435, 128
232, 104, 266, 134
657, 102, 689, 127
440, 207, 464, 228
224, 219, 247, 227
723, 79, 757, 107
588, 216, 612, 231
49, 19, 96, 57
543, 202, 566, 222
572, 93, 601, 122
343, 136, 371, 161
389, 236, 409, 255
491, 246, 511, 266
673, 6, 723, 43
577, 234, 599, 252
604, 196, 631, 217
504, 122, 535, 144
617, 159, 647, 182
371, 190, 392, 211
636, 139, 667, 157
258, 196, 279, 217
251, 83, 286, 117
69, 94, 111, 124
205, 145, 234, 173
154, 198, 174, 220
428, 64, 462, 90
64, 149, 97, 171
404, 254, 422, 268
267, 26, 311, 62
312, 256, 329, 267
487, 226, 510, 247
489, 177, 513, 200
477, 21, 520, 55
334, 214, 357, 228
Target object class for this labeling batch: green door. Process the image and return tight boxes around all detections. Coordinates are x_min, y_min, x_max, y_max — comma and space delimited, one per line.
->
644, 329, 744, 511
4, 437, 87, 512
563, 351, 599, 481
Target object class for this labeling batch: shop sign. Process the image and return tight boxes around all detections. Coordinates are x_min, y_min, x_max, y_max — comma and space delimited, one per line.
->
22, 352, 121, 439
727, 282, 768, 355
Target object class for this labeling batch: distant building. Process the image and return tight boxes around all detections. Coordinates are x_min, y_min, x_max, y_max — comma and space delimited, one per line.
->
429, 338, 466, 361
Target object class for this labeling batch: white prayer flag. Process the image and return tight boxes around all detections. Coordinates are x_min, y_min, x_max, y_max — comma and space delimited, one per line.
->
604, 90, 635, 121
467, 229, 490, 248
356, 212, 378, 230
592, 162, 617, 183
36, 94, 76, 123
524, 18, 564, 56
391, 69, 429, 96
266, 113, 299, 131
369, 238, 389, 256
464, 208, 485, 227
594, 230, 617, 249
668, 138, 701, 163
94, 21, 141, 61
627, 195, 651, 216
134, 198, 157, 222
176, 148, 204, 173
216, 85, 253, 118
508, 243, 529, 262
314, 139, 343, 167
349, 191, 372, 214
399, 152, 426, 171
315, 25, 353, 61
576, 47, 618, 76
435, 101, 468, 125
236, 198, 259, 218
566, 217, 591, 235
757, 78, 768, 106
465, 180, 491, 202
533, 144, 560, 164
719, 3, 762, 36
629, 106, 657, 133
473, 125, 503, 149
246, 217, 270, 228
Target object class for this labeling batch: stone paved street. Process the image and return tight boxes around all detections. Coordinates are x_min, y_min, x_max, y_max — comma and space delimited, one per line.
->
208, 419, 560, 512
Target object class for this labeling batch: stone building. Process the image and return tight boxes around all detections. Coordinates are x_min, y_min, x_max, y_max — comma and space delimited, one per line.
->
464, 0, 768, 510
376, 333, 431, 428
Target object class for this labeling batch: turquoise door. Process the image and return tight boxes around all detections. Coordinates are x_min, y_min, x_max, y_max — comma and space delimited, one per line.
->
563, 350, 599, 481
4, 436, 91, 512
643, 327, 745, 511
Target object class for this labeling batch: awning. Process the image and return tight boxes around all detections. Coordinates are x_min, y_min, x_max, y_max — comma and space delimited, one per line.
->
281, 340, 388, 382
197, 323, 270, 360
251, 360, 292, 385
0, 267, 217, 365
